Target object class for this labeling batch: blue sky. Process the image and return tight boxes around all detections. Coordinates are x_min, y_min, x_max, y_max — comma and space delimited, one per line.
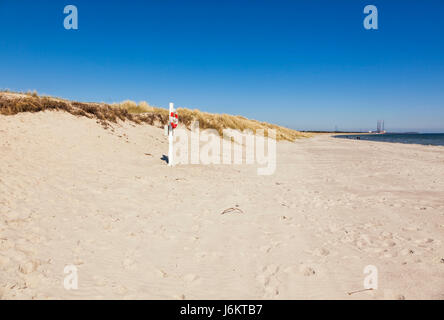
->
0, 0, 443, 132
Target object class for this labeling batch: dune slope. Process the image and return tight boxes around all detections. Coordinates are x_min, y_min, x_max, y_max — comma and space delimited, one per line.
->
1, 111, 444, 299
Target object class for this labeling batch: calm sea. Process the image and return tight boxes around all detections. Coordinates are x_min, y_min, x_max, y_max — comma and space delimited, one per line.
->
334, 133, 444, 146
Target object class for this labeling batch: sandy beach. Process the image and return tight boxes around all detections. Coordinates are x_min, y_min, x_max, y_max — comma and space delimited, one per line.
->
1, 111, 443, 300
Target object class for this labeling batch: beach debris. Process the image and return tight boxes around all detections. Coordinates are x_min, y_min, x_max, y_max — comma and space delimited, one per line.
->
347, 288, 374, 296
144, 153, 152, 156
221, 207, 244, 215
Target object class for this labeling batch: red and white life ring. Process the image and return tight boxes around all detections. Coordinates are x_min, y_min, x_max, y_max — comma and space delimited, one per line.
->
170, 111, 178, 129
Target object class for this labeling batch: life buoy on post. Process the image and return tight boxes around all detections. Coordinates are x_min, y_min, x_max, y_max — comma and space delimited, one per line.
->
167, 103, 178, 166
170, 111, 178, 129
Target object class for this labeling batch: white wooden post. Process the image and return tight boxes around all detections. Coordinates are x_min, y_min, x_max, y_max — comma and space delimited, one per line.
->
168, 102, 174, 166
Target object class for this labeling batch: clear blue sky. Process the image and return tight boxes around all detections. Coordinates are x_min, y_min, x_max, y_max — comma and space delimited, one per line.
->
1, 0, 443, 132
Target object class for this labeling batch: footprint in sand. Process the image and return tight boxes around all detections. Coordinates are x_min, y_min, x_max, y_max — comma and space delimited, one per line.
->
114, 285, 128, 295
0, 238, 15, 250
260, 245, 272, 254
93, 275, 108, 287
400, 248, 415, 256
256, 265, 280, 298
298, 264, 316, 277
415, 238, 435, 248
184, 273, 200, 284
122, 258, 136, 270
313, 247, 330, 257
194, 251, 207, 259
0, 255, 10, 269
19, 260, 39, 275
154, 267, 168, 278
382, 240, 397, 248
23, 274, 41, 289
384, 290, 406, 300
260, 241, 282, 254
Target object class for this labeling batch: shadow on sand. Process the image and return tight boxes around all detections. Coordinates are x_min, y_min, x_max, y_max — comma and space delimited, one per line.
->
161, 155, 169, 164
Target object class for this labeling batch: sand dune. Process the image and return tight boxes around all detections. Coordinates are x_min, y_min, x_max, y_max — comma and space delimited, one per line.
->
1, 111, 444, 299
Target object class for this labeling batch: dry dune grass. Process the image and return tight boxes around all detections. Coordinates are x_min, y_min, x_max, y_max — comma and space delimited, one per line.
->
0, 91, 310, 141
113, 100, 157, 114
113, 100, 311, 141
175, 108, 311, 141
0, 91, 167, 128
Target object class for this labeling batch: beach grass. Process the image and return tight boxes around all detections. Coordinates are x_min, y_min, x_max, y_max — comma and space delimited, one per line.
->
0, 91, 310, 141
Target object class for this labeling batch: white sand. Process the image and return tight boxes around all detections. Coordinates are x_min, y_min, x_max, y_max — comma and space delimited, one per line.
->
1, 111, 443, 300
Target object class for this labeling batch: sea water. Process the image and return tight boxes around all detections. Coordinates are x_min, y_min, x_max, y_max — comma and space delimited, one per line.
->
334, 133, 444, 146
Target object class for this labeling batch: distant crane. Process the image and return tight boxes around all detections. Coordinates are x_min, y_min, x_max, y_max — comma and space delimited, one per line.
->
371, 120, 386, 134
